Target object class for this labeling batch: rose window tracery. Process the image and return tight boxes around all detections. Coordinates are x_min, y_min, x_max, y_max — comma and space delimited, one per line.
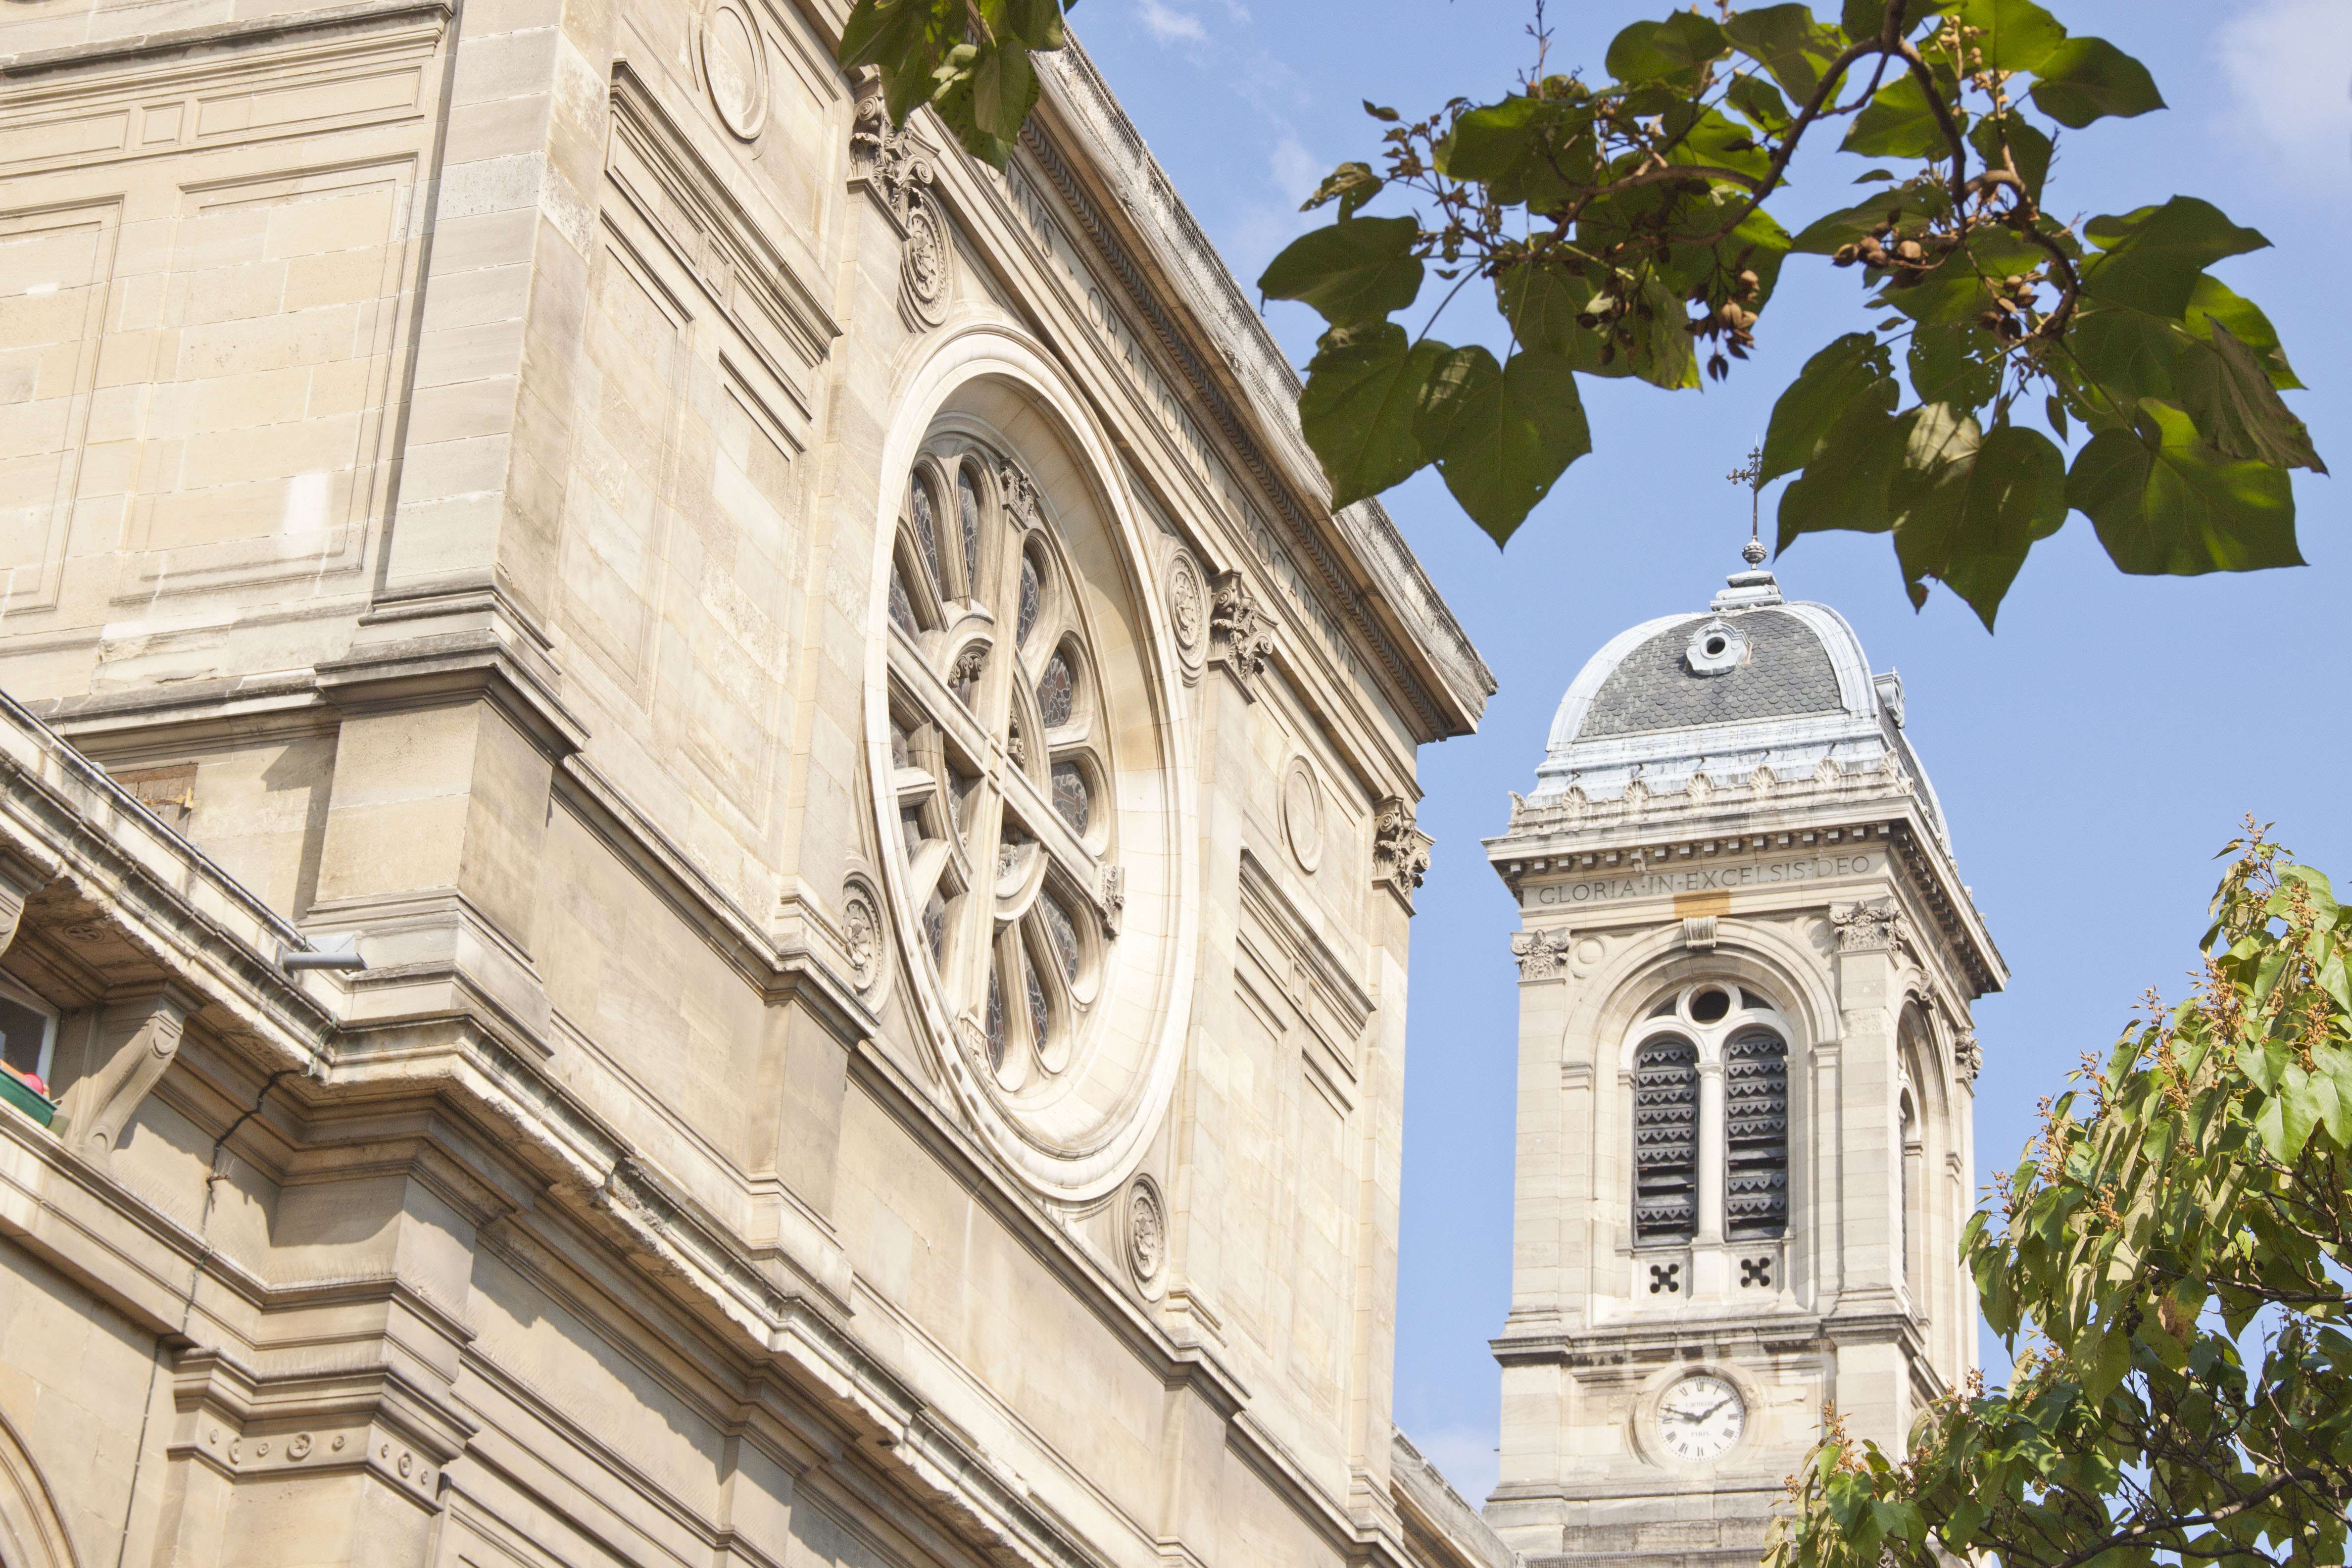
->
883, 436, 1116, 1092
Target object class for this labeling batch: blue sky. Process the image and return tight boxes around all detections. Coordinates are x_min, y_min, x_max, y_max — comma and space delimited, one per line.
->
1075, 0, 2352, 1504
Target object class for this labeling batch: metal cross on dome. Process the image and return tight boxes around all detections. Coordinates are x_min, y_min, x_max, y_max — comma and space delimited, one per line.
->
1726, 444, 1768, 567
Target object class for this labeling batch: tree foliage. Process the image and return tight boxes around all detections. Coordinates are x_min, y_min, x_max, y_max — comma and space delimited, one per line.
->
837, 0, 2323, 625
1766, 830, 2352, 1568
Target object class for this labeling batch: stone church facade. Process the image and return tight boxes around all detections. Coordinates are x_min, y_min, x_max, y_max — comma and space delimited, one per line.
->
1483, 558, 2003, 1568
0, 2, 1505, 1566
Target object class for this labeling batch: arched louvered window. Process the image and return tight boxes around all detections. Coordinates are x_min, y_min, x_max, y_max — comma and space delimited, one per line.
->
1724, 1029, 1790, 1239
1632, 1037, 1700, 1243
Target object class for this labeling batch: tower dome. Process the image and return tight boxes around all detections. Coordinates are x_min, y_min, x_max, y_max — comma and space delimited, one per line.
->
1531, 561, 1949, 848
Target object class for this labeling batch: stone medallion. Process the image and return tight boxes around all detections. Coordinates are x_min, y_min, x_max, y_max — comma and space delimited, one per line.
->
1126, 1176, 1167, 1290
1281, 757, 1323, 874
698, 0, 767, 141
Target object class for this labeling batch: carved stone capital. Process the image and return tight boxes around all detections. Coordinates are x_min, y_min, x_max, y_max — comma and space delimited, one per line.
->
1953, 1029, 1982, 1086
1511, 927, 1572, 981
849, 67, 951, 328
55, 985, 200, 1169
1831, 898, 1906, 954
1207, 570, 1275, 699
1371, 796, 1432, 912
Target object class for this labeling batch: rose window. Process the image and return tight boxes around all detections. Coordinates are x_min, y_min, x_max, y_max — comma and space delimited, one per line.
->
882, 435, 1120, 1093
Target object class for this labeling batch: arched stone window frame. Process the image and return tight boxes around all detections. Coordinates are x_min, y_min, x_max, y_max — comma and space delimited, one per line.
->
1616, 976, 1799, 1254
863, 329, 1199, 1206
0, 1404, 80, 1568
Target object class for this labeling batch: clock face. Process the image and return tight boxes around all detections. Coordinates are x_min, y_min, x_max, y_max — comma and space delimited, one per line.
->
1656, 1374, 1746, 1462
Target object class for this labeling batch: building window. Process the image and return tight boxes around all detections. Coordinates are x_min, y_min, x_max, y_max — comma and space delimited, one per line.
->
1633, 1036, 1700, 1242
1724, 1029, 1789, 1239
0, 980, 57, 1095
883, 439, 1115, 1094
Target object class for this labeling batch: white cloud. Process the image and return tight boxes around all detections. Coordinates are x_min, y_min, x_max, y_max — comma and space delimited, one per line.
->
1137, 0, 1208, 44
2213, 0, 2352, 179
1269, 134, 1324, 205
1408, 1424, 1500, 1511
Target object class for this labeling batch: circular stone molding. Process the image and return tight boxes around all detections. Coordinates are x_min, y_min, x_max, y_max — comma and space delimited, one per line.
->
1126, 1176, 1167, 1289
841, 876, 884, 994
900, 192, 952, 326
1166, 548, 1206, 671
698, 0, 768, 141
1281, 757, 1323, 873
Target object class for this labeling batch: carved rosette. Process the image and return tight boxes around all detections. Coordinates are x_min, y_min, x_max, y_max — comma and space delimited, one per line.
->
1953, 1029, 1982, 1086
1207, 569, 1275, 699
1511, 927, 1572, 981
1166, 548, 1206, 678
1125, 1175, 1168, 1292
841, 877, 883, 994
1372, 796, 1433, 912
1831, 898, 1905, 954
849, 69, 952, 329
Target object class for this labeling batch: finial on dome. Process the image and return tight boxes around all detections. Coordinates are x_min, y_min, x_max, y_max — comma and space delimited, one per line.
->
1715, 444, 1780, 607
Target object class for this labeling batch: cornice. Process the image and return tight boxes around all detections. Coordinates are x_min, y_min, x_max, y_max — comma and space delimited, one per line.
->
1017, 43, 1491, 743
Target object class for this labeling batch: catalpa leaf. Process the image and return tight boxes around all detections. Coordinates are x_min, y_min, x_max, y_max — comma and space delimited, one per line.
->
1259, 216, 1423, 327
1778, 398, 1914, 548
1950, 0, 2065, 71
1841, 75, 1958, 159
2182, 276, 2301, 390
2082, 198, 2267, 321
1606, 10, 1726, 85
1415, 347, 1592, 544
1298, 323, 1446, 509
2067, 398, 2302, 576
2177, 320, 2328, 474
1893, 419, 2068, 627
1970, 111, 2052, 201
1722, 3, 1848, 105
1841, 0, 1944, 41
1763, 332, 1897, 483
2030, 36, 2164, 128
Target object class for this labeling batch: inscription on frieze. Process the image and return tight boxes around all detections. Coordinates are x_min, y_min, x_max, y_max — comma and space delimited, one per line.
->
1523, 852, 1877, 909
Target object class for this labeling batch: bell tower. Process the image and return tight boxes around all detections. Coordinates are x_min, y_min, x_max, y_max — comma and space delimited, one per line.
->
1482, 555, 2004, 1566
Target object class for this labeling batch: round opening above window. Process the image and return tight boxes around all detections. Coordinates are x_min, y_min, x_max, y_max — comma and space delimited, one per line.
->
1685, 617, 1747, 677
1690, 986, 1731, 1024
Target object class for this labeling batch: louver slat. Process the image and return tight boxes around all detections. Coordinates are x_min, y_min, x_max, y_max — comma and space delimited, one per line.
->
1632, 1038, 1699, 1243
1725, 1030, 1790, 1240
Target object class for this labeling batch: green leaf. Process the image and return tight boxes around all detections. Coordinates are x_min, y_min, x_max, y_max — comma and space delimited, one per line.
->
1301, 162, 1384, 220
2175, 320, 2328, 474
1666, 104, 1773, 182
1841, 0, 1944, 41
1297, 324, 1447, 509
1790, 181, 1948, 254
1606, 11, 1727, 85
2083, 198, 2269, 320
985, 0, 1070, 50
1508, 272, 1698, 390
970, 38, 1038, 144
1763, 333, 1898, 483
1416, 347, 1592, 544
2066, 399, 2302, 576
1258, 216, 1423, 328
1722, 3, 1849, 105
1969, 111, 2052, 201
1841, 74, 1959, 159
1779, 398, 1913, 548
1726, 72, 1794, 135
1437, 96, 1546, 182
2181, 276, 2302, 390
1894, 419, 2068, 626
1952, 0, 2066, 71
1908, 322, 2002, 410
2030, 36, 2165, 128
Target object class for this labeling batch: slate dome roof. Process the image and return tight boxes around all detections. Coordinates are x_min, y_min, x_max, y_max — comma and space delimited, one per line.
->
1530, 562, 1948, 843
